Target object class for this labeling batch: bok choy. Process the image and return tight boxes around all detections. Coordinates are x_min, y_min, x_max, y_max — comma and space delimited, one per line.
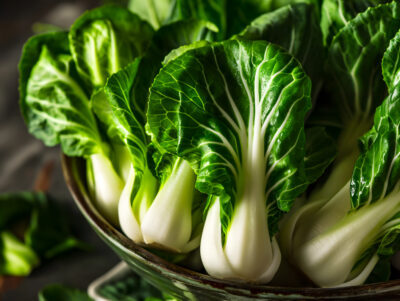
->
280, 2, 400, 287
148, 39, 311, 282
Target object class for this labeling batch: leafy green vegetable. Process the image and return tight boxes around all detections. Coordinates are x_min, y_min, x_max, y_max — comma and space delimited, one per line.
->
280, 2, 400, 287
39, 284, 93, 301
103, 19, 217, 253
0, 231, 39, 276
69, 5, 154, 92
0, 192, 85, 276
320, 0, 386, 46
0, 192, 35, 229
25, 193, 90, 259
237, 2, 325, 99
148, 39, 311, 282
19, 4, 157, 225
97, 272, 163, 301
128, 0, 175, 29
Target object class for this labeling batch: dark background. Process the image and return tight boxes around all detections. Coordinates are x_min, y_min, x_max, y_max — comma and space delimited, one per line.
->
0, 1, 121, 300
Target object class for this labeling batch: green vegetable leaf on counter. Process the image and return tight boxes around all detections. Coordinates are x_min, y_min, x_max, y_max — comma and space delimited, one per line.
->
0, 192, 87, 276
39, 284, 93, 301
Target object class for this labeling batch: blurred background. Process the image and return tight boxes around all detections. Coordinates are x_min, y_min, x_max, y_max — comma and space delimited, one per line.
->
0, 1, 123, 300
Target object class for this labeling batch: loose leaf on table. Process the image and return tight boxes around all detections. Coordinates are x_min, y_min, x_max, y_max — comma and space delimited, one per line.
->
0, 231, 39, 277
39, 284, 93, 301
25, 193, 89, 259
0, 192, 36, 230
0, 192, 87, 276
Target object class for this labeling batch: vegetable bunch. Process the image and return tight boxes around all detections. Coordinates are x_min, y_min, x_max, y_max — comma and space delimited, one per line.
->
19, 0, 400, 287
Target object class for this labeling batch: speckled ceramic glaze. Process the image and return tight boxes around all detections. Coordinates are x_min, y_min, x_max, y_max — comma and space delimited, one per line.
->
62, 155, 400, 300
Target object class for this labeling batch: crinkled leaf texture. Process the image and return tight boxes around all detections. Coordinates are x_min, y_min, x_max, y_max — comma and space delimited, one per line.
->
104, 19, 218, 173
237, 2, 325, 99
327, 1, 400, 123
320, 0, 386, 46
382, 29, 400, 93
19, 32, 102, 157
148, 39, 311, 236
351, 35, 400, 208
69, 5, 154, 91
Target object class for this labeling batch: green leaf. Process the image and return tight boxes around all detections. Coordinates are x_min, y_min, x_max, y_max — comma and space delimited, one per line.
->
237, 3, 325, 99
351, 77, 400, 207
128, 0, 175, 29
19, 32, 103, 157
166, 0, 226, 39
148, 39, 311, 233
320, 0, 385, 46
39, 284, 93, 301
25, 193, 89, 259
326, 2, 400, 124
304, 127, 337, 184
0, 192, 36, 230
69, 5, 154, 92
104, 59, 148, 172
98, 272, 163, 301
382, 29, 400, 93
0, 231, 39, 276
104, 19, 217, 171
225, 0, 272, 37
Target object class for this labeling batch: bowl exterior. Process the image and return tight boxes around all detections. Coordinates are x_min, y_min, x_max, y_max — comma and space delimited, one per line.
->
62, 155, 400, 300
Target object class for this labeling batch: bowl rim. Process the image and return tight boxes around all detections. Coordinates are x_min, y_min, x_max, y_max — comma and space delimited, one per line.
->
61, 154, 400, 298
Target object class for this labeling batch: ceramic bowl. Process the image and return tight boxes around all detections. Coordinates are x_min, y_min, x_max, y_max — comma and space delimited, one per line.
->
62, 155, 400, 300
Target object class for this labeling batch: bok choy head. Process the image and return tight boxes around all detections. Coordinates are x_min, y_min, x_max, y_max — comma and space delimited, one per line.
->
19, 5, 154, 225
103, 20, 217, 253
291, 31, 400, 287
148, 39, 311, 282
279, 1, 400, 242
280, 2, 400, 287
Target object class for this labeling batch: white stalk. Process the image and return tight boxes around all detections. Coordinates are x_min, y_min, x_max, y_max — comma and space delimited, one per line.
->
201, 82, 279, 282
90, 153, 124, 226
118, 166, 143, 243
200, 198, 238, 280
296, 188, 400, 287
141, 159, 196, 252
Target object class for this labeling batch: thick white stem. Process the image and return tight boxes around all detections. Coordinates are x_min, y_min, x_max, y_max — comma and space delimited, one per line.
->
141, 159, 196, 252
200, 198, 237, 279
292, 182, 351, 251
118, 166, 144, 243
90, 153, 124, 226
297, 188, 400, 287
